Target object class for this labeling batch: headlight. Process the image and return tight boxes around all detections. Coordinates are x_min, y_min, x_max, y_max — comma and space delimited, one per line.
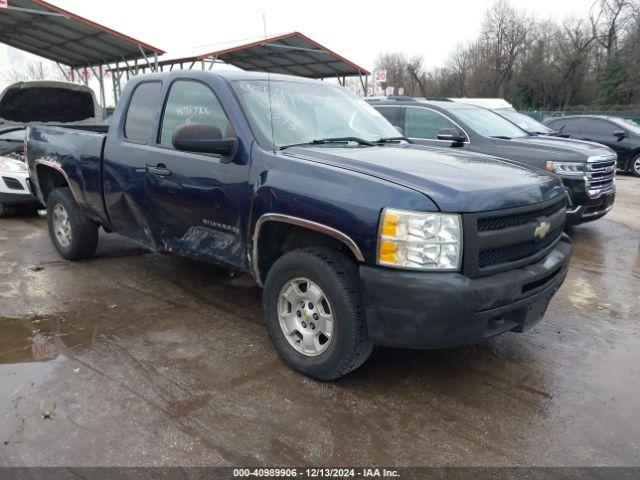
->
0, 156, 28, 173
378, 209, 462, 271
545, 161, 584, 176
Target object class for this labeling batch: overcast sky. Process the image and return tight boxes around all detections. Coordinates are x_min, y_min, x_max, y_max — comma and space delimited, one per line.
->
1, 0, 594, 93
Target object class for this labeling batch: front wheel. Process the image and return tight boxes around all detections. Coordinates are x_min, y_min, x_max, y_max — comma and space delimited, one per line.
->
47, 188, 98, 260
263, 247, 373, 380
630, 153, 640, 178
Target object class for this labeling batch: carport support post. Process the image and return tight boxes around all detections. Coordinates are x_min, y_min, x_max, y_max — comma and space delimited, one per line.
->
98, 65, 106, 109
111, 63, 118, 105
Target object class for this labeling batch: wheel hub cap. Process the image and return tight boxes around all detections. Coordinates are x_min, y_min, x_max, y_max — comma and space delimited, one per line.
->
52, 204, 72, 248
277, 277, 333, 357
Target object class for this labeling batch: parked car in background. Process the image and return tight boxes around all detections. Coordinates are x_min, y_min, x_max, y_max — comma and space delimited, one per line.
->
0, 127, 39, 217
544, 115, 640, 177
0, 81, 103, 217
449, 98, 560, 136
368, 98, 617, 226
26, 70, 572, 379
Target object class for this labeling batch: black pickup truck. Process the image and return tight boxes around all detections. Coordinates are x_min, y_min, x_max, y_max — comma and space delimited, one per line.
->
27, 71, 572, 379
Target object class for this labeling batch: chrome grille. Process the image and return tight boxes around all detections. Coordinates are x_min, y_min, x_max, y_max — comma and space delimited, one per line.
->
586, 155, 616, 196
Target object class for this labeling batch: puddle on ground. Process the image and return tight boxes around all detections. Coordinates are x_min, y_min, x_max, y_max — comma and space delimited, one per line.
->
0, 314, 99, 365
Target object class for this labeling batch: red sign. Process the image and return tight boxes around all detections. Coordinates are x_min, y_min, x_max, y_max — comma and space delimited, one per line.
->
0, 1, 8, 8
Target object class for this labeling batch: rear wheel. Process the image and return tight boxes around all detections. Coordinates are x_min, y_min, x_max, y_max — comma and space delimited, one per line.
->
263, 247, 373, 380
47, 188, 98, 260
630, 153, 640, 178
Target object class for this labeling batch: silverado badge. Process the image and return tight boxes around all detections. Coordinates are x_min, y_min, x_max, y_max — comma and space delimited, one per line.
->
534, 220, 551, 241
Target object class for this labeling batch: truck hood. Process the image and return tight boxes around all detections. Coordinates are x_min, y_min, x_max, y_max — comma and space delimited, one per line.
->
284, 145, 564, 212
491, 135, 615, 161
0, 81, 101, 125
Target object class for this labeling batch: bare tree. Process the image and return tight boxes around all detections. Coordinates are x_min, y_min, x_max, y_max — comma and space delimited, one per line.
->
371, 0, 640, 109
447, 44, 474, 97
590, 0, 637, 61
1, 60, 66, 84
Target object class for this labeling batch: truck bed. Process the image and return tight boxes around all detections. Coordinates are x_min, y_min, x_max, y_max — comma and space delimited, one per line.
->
26, 124, 110, 224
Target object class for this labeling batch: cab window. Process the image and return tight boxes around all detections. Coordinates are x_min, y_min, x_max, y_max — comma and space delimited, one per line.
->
583, 118, 617, 136
159, 80, 230, 146
124, 82, 162, 143
549, 117, 582, 135
405, 107, 458, 140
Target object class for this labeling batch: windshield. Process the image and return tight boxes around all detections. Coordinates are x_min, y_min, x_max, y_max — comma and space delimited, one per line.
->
0, 128, 25, 142
231, 80, 400, 149
453, 107, 530, 139
496, 109, 552, 134
613, 117, 640, 134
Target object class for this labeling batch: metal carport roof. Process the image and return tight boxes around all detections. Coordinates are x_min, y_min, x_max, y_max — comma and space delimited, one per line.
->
149, 32, 370, 79
0, 0, 165, 67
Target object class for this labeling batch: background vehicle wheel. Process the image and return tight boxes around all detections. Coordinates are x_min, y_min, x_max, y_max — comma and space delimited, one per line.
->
263, 247, 373, 380
0, 203, 16, 218
47, 188, 98, 260
630, 154, 640, 178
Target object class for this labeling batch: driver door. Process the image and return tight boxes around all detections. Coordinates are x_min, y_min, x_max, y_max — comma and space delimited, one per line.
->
145, 79, 248, 268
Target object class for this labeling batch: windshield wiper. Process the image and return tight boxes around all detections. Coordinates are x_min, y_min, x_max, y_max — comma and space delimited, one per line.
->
376, 136, 411, 144
280, 137, 375, 150
490, 135, 512, 140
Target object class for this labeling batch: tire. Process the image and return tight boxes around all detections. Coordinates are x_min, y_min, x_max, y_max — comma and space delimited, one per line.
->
0, 203, 16, 218
263, 247, 373, 380
47, 188, 98, 260
630, 153, 640, 178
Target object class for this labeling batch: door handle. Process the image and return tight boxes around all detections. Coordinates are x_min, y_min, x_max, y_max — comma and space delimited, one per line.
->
147, 164, 171, 176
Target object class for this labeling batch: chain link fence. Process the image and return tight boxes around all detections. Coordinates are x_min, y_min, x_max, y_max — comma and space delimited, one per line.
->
522, 107, 640, 123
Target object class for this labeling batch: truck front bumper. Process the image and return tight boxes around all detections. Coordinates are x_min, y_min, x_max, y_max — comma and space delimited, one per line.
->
566, 190, 615, 225
359, 235, 572, 349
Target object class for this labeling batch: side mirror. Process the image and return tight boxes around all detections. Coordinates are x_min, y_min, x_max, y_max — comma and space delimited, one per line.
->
437, 127, 466, 143
613, 130, 627, 139
172, 123, 238, 161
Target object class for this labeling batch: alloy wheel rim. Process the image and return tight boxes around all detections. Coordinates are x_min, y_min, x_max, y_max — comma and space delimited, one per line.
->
634, 157, 640, 175
52, 204, 72, 248
277, 277, 334, 357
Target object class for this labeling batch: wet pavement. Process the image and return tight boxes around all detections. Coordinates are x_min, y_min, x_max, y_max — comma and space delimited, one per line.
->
0, 176, 638, 467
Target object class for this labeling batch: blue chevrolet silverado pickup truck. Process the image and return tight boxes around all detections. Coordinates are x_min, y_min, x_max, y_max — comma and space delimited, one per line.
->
26, 70, 572, 379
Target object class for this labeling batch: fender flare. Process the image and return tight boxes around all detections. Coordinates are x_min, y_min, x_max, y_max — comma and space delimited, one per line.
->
251, 213, 365, 286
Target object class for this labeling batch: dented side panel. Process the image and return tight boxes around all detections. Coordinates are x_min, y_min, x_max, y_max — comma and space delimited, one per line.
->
145, 147, 251, 268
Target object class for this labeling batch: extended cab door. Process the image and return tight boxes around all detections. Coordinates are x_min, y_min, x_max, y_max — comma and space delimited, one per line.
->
145, 79, 248, 267
103, 81, 164, 243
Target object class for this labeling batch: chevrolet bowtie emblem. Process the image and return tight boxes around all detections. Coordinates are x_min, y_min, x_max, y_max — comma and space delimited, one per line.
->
534, 221, 551, 240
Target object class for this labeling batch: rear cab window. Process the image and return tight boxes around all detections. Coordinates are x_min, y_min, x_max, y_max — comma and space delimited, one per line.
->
158, 80, 231, 147
123, 82, 163, 143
